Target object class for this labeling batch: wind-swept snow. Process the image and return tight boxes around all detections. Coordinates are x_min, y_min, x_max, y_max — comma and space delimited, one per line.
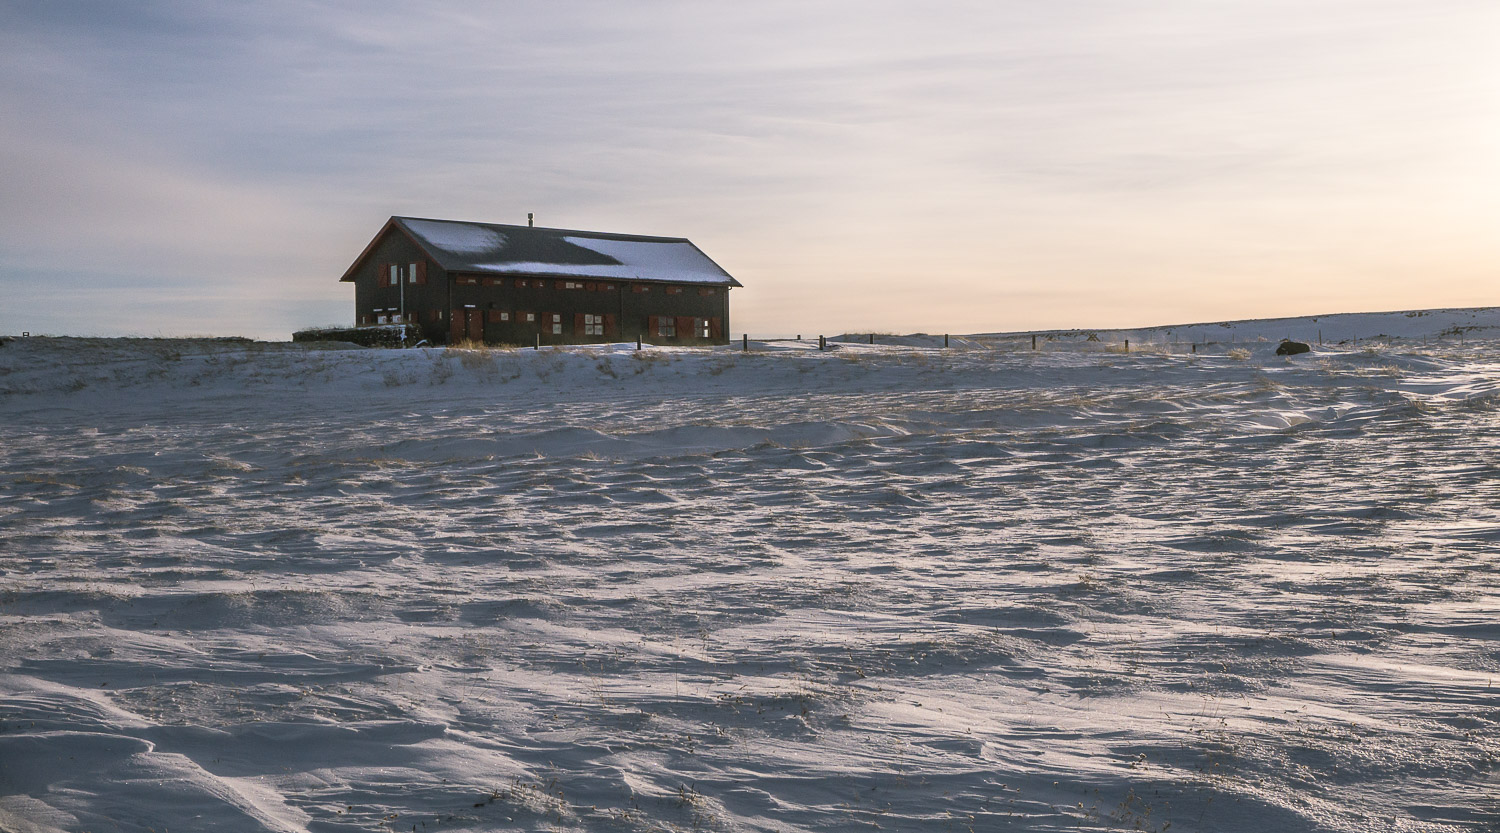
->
2, 317, 1499, 832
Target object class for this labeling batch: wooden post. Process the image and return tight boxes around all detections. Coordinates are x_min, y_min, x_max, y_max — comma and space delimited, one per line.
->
535, 333, 540, 350
743, 333, 748, 351
819, 335, 826, 351
1031, 334, 1037, 350
797, 334, 801, 341
944, 333, 949, 348
1125, 339, 1129, 353
869, 333, 874, 345
1191, 343, 1196, 354
636, 335, 641, 351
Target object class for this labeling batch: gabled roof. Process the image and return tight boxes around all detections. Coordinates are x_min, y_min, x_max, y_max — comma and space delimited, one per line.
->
340, 216, 741, 287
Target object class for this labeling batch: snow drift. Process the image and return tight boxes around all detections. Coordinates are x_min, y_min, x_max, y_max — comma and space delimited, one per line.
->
2, 310, 1499, 832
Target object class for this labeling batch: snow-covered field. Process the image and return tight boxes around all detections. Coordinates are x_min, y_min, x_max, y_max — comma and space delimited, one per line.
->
3, 308, 1500, 832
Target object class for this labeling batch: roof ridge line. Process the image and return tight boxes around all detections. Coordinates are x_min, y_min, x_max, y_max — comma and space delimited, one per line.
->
393, 215, 692, 243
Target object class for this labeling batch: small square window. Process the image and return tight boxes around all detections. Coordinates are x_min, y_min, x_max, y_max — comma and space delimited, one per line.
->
526, 313, 536, 322
499, 312, 511, 321
584, 313, 604, 336
656, 319, 676, 338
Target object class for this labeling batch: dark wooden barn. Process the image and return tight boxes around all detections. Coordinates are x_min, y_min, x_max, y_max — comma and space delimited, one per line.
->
340, 216, 741, 346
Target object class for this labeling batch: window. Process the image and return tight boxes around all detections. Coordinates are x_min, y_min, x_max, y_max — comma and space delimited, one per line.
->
408, 263, 419, 284
656, 318, 676, 338
699, 287, 715, 296
632, 284, 649, 294
525, 313, 536, 322
665, 286, 682, 295
516, 279, 528, 288
390, 264, 400, 286
583, 314, 604, 336
499, 311, 510, 322
458, 276, 478, 285
601, 284, 612, 291
562, 281, 582, 290
697, 318, 711, 339
551, 313, 563, 335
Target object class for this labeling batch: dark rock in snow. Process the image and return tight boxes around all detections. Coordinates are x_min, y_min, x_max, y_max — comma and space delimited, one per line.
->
1276, 340, 1312, 356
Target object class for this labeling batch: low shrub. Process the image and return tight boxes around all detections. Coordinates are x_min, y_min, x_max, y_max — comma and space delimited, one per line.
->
292, 325, 411, 348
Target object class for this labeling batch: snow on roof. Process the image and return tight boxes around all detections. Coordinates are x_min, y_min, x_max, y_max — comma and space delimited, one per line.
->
394, 217, 739, 286
403, 219, 508, 255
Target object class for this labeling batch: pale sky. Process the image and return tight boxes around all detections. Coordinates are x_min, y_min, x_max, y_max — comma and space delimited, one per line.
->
2, 1, 1497, 339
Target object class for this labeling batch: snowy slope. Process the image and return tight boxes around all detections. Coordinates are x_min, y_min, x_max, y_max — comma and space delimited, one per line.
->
2, 312, 1499, 832
1003, 305, 1500, 349
826, 306, 1500, 350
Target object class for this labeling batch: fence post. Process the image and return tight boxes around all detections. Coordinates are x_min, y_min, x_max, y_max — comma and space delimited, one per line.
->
819, 335, 826, 351
743, 333, 748, 351
869, 333, 874, 345
1031, 334, 1037, 350
1125, 339, 1129, 353
636, 335, 641, 351
944, 333, 949, 348
1191, 343, 1196, 354
535, 333, 540, 350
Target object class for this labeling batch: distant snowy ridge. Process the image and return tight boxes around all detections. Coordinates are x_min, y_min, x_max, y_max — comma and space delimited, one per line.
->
984, 305, 1500, 346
